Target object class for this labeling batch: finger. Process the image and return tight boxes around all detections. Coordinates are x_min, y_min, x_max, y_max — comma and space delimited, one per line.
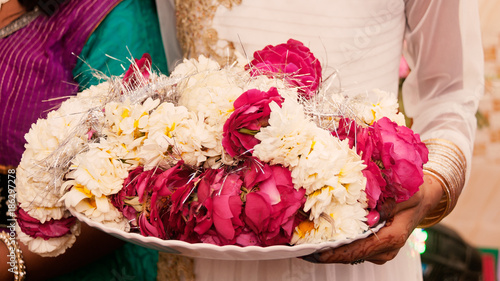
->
393, 173, 444, 215
379, 185, 423, 222
306, 248, 401, 265
317, 208, 418, 263
303, 175, 440, 264
392, 190, 423, 215
365, 249, 401, 264
377, 198, 397, 222
320, 233, 406, 263
300, 251, 328, 264
366, 258, 389, 265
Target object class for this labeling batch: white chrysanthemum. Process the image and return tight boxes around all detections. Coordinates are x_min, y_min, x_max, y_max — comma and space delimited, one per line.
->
139, 102, 221, 168
16, 138, 85, 222
292, 131, 366, 220
16, 164, 61, 201
58, 91, 104, 120
22, 88, 102, 161
120, 98, 159, 135
303, 178, 367, 222
244, 74, 291, 94
77, 80, 112, 100
303, 185, 337, 220
174, 118, 222, 167
16, 95, 91, 223
145, 102, 191, 136
96, 136, 142, 169
370, 89, 405, 125
175, 58, 245, 129
16, 169, 66, 223
66, 145, 129, 197
301, 138, 365, 205
337, 145, 368, 203
16, 221, 81, 257
326, 201, 369, 239
103, 98, 159, 146
23, 118, 86, 163
171, 55, 221, 77
16, 173, 66, 222
253, 99, 316, 168
63, 185, 130, 231
291, 201, 368, 244
233, 50, 250, 71
290, 128, 345, 193
353, 89, 405, 126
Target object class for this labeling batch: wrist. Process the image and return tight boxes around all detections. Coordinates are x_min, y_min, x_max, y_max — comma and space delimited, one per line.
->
418, 139, 466, 228
423, 173, 444, 210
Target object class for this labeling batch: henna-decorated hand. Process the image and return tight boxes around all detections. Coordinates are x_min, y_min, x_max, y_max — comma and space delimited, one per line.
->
300, 174, 443, 264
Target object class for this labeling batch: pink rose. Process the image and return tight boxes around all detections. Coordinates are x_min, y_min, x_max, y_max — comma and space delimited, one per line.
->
246, 39, 322, 98
111, 167, 163, 228
234, 227, 261, 246
335, 118, 428, 226
194, 169, 244, 245
222, 88, 284, 158
172, 200, 201, 243
138, 212, 163, 238
164, 167, 201, 242
372, 117, 428, 203
152, 162, 197, 240
123, 53, 152, 89
242, 159, 306, 246
134, 162, 197, 240
16, 208, 76, 240
362, 162, 385, 210
151, 161, 192, 203
138, 197, 168, 239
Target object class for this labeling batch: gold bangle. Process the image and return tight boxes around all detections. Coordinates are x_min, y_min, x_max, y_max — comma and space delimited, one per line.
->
418, 139, 466, 228
0, 231, 26, 281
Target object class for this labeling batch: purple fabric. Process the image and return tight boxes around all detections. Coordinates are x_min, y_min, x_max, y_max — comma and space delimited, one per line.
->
0, 0, 121, 166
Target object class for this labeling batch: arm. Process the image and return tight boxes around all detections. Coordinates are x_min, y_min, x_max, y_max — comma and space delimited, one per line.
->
403, 0, 484, 226
1, 223, 124, 281
1, 0, 168, 280
303, 0, 484, 264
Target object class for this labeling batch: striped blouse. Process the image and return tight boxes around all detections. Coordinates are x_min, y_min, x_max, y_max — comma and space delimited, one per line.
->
0, 0, 121, 167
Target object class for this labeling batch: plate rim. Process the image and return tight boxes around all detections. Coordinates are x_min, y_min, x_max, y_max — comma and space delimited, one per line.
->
70, 207, 384, 260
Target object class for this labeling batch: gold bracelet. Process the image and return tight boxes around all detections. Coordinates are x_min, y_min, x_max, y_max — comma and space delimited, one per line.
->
418, 139, 466, 228
0, 231, 26, 281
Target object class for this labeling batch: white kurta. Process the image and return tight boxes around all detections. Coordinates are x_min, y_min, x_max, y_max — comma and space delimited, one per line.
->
155, 0, 484, 280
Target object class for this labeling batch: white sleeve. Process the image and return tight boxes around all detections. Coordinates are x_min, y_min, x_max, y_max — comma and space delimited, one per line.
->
402, 0, 484, 180
155, 0, 183, 71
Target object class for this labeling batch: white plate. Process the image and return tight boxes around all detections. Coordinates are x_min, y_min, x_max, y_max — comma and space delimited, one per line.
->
71, 209, 384, 260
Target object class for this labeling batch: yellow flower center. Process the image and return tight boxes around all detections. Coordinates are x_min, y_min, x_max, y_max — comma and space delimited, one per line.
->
165, 122, 176, 138
309, 140, 316, 155
295, 220, 315, 238
310, 185, 333, 197
370, 103, 380, 125
74, 184, 93, 198
133, 112, 148, 129
121, 108, 130, 119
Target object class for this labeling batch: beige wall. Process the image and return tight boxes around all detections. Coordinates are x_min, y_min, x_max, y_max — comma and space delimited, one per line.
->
441, 0, 500, 249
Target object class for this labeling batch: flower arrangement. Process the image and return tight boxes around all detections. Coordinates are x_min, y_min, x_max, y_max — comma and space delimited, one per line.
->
15, 39, 428, 257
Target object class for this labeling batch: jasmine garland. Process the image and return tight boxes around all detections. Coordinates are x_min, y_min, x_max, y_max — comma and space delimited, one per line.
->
15, 39, 428, 256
